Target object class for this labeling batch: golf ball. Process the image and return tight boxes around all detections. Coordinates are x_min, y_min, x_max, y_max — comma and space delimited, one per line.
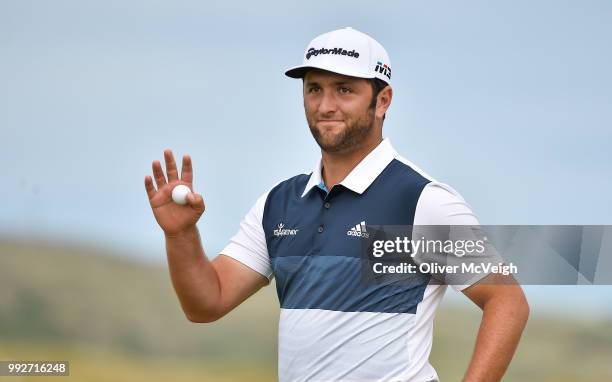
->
172, 184, 191, 205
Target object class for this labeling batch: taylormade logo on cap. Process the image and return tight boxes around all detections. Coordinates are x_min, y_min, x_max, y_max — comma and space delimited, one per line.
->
306, 47, 360, 60
285, 27, 392, 85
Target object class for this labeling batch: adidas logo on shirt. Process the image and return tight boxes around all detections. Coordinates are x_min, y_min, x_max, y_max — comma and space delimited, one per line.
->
347, 221, 370, 238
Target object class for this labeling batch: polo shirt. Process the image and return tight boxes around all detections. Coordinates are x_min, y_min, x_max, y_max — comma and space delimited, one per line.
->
222, 138, 483, 382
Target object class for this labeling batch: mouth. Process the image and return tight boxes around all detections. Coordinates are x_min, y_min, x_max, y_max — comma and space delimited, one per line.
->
317, 120, 344, 127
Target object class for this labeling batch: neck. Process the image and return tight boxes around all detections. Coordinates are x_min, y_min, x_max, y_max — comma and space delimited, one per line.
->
321, 135, 383, 189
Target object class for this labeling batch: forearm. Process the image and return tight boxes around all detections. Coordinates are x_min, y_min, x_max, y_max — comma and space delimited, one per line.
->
462, 291, 529, 382
165, 225, 221, 322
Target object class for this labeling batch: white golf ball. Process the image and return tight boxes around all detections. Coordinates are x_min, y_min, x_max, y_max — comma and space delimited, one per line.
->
172, 184, 191, 205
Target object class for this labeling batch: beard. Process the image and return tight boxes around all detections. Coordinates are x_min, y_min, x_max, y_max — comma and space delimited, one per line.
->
307, 106, 375, 154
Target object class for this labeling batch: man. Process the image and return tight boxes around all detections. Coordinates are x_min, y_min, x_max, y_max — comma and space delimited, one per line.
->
144, 27, 529, 382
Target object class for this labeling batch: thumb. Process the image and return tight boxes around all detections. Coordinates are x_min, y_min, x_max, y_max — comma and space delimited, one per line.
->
187, 192, 205, 213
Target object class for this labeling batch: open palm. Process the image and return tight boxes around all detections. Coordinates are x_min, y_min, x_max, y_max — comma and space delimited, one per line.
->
144, 149, 205, 236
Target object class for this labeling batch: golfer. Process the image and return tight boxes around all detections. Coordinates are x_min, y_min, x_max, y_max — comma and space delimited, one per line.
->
145, 27, 529, 382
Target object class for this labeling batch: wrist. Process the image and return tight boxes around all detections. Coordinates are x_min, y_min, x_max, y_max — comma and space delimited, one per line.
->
164, 225, 199, 240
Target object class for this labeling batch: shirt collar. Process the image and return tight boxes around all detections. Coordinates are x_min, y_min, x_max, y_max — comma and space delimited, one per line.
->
301, 138, 398, 197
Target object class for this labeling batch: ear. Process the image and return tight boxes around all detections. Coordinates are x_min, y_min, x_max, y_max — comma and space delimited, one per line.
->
375, 85, 392, 120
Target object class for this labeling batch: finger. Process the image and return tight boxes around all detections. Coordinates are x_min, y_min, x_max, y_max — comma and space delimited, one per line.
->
152, 160, 167, 189
144, 175, 156, 200
164, 149, 179, 183
180, 154, 193, 185
187, 192, 205, 215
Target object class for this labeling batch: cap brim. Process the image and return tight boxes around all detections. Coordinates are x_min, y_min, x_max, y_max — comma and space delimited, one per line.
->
284, 64, 375, 80
284, 65, 311, 79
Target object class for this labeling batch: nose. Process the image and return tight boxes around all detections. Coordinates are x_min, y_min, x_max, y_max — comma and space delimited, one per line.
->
318, 89, 338, 116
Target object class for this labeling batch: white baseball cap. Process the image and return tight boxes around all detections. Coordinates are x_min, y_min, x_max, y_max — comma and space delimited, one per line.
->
285, 27, 392, 85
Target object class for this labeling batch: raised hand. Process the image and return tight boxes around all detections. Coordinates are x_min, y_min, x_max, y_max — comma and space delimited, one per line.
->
144, 149, 205, 236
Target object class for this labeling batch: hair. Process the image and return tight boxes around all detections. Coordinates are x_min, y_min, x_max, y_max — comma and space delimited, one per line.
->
368, 78, 389, 121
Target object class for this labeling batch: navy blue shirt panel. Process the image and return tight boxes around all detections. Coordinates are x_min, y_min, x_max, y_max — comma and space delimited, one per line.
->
263, 159, 432, 314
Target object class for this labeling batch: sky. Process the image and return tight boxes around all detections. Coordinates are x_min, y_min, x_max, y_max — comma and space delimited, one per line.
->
1, 0, 611, 317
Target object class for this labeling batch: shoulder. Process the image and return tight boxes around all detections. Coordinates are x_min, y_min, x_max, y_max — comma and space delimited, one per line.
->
250, 172, 311, 212
393, 154, 479, 225
415, 181, 480, 225
393, 154, 437, 183
267, 173, 311, 198
366, 155, 432, 197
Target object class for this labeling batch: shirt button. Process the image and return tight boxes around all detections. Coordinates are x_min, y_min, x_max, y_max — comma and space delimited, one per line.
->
317, 225, 324, 233
324, 202, 331, 209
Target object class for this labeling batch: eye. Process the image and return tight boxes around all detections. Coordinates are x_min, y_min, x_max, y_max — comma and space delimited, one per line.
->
308, 85, 321, 93
338, 86, 352, 94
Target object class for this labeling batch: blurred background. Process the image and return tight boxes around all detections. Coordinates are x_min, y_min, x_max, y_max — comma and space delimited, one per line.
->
1, 0, 611, 381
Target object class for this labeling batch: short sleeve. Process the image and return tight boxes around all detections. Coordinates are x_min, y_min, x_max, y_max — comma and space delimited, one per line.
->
413, 182, 496, 291
221, 191, 273, 280
413, 182, 479, 226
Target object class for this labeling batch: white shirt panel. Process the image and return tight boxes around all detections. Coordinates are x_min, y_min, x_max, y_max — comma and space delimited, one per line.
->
220, 190, 273, 280
278, 308, 413, 382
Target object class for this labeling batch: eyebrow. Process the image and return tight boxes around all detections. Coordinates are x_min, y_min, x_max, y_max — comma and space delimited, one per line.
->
304, 80, 356, 87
